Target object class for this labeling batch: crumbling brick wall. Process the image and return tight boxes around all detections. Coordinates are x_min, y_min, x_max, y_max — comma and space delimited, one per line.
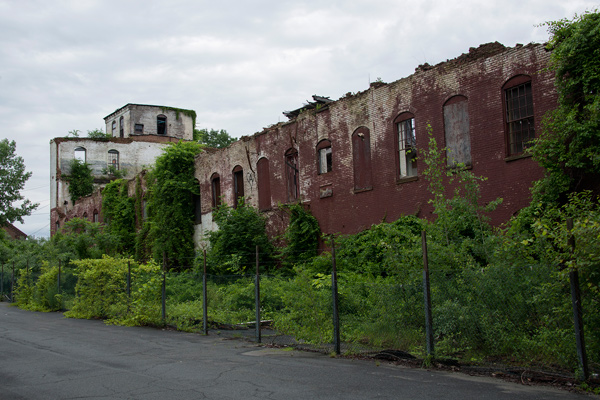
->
195, 42, 556, 244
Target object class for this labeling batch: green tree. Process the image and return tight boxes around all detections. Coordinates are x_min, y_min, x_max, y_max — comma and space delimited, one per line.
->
67, 159, 94, 203
0, 139, 38, 226
101, 179, 135, 253
532, 11, 600, 203
193, 128, 236, 148
207, 199, 274, 273
146, 141, 203, 267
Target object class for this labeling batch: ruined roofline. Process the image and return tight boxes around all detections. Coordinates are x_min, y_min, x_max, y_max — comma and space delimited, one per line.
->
103, 103, 196, 121
50, 135, 188, 145
279, 42, 545, 125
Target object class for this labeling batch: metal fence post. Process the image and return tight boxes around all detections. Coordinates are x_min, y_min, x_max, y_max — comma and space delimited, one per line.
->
203, 250, 208, 335
11, 262, 15, 302
127, 261, 131, 298
255, 245, 261, 344
331, 236, 340, 355
162, 252, 167, 323
567, 218, 588, 381
422, 230, 434, 357
57, 260, 61, 295
1, 263, 4, 299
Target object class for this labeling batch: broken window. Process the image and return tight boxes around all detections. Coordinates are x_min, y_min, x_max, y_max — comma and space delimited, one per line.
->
112, 120, 117, 135
135, 124, 144, 134
285, 148, 299, 202
55, 220, 60, 232
74, 147, 86, 162
193, 179, 202, 224
108, 149, 119, 170
232, 165, 244, 209
443, 95, 471, 166
394, 113, 417, 179
119, 116, 124, 138
317, 139, 332, 174
157, 115, 167, 135
504, 76, 535, 156
257, 157, 271, 211
93, 210, 99, 223
352, 127, 373, 191
211, 173, 221, 208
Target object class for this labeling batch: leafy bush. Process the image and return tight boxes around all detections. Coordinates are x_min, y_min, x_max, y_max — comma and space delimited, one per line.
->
65, 256, 130, 320
279, 203, 321, 267
66, 159, 94, 203
207, 200, 274, 273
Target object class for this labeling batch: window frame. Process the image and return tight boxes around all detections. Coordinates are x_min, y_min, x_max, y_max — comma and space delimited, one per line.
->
257, 157, 271, 211
157, 114, 167, 135
285, 148, 299, 202
211, 173, 221, 208
232, 165, 244, 208
316, 139, 332, 175
503, 75, 535, 158
108, 149, 120, 170
352, 126, 373, 192
443, 95, 471, 167
393, 113, 418, 180
74, 146, 86, 163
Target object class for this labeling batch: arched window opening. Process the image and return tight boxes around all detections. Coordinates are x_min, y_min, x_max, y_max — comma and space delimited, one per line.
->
232, 166, 244, 209
119, 116, 124, 138
211, 173, 221, 208
112, 120, 117, 135
108, 149, 119, 170
74, 147, 86, 162
352, 127, 373, 191
285, 148, 299, 202
394, 113, 417, 179
93, 210, 99, 223
443, 95, 471, 166
316, 139, 332, 174
503, 75, 534, 156
157, 115, 167, 135
257, 158, 271, 211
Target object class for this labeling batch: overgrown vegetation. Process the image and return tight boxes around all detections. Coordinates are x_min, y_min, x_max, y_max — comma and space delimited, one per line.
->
101, 180, 135, 254
66, 159, 94, 203
193, 128, 236, 148
143, 141, 203, 267
5, 11, 600, 380
532, 10, 600, 204
207, 199, 275, 273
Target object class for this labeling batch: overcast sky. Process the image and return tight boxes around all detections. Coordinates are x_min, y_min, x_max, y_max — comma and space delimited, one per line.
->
1, 0, 598, 238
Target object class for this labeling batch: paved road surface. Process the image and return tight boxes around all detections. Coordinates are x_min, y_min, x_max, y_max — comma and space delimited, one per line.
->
0, 303, 589, 399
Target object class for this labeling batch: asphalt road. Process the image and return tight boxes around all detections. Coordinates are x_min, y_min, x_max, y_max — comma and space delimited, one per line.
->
0, 302, 590, 400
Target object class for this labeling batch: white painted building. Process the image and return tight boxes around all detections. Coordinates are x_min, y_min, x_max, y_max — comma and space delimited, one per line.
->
50, 104, 195, 235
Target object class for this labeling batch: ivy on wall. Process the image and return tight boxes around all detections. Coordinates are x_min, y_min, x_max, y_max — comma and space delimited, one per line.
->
101, 179, 135, 254
144, 141, 203, 267
66, 159, 94, 203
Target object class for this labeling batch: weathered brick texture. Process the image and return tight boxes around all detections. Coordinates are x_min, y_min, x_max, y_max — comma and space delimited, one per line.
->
195, 42, 556, 242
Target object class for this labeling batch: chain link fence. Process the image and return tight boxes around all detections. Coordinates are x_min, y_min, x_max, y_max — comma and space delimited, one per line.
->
2, 238, 598, 383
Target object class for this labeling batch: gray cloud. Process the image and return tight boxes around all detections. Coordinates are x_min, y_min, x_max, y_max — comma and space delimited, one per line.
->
0, 0, 597, 237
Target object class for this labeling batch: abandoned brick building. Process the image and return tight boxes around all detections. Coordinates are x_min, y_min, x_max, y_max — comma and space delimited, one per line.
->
194, 42, 555, 243
50, 42, 557, 247
50, 104, 195, 235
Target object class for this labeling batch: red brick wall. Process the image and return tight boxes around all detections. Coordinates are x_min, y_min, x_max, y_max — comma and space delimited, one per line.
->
236, 43, 554, 238
193, 43, 556, 245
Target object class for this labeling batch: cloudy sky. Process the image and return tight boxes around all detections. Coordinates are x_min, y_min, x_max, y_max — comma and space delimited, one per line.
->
1, 0, 597, 238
